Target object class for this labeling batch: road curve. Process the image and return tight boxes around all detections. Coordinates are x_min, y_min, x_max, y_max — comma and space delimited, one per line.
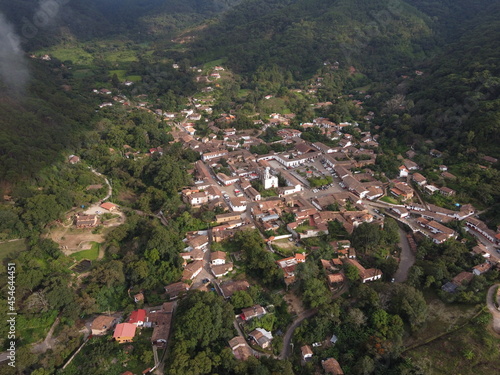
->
486, 284, 500, 334
279, 309, 317, 359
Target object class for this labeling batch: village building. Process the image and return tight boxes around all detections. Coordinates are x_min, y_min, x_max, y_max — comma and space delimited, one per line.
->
342, 258, 382, 283
210, 251, 227, 265
91, 315, 118, 335
229, 336, 253, 360
100, 202, 117, 211
75, 214, 98, 228
248, 328, 273, 349
301, 345, 313, 361
128, 309, 146, 326
240, 305, 266, 321
219, 280, 250, 299
113, 323, 136, 344
211, 263, 234, 278
164, 281, 190, 300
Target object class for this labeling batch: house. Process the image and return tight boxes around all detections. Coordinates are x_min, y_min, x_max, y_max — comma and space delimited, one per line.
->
248, 328, 273, 349
322, 358, 344, 375
229, 336, 253, 361
465, 217, 500, 245
301, 345, 313, 361
211, 251, 226, 265
68, 155, 80, 164
391, 182, 414, 200
91, 315, 118, 335
412, 173, 427, 186
229, 197, 247, 212
75, 214, 98, 228
128, 309, 146, 326
452, 271, 474, 286
240, 305, 266, 321
473, 262, 492, 276
220, 280, 250, 298
182, 260, 203, 280
342, 258, 382, 283
164, 281, 190, 300
276, 253, 306, 282
216, 213, 241, 223
399, 165, 409, 178
391, 206, 409, 218
327, 273, 346, 286
211, 263, 234, 278
439, 186, 455, 196
113, 323, 136, 343
100, 202, 117, 211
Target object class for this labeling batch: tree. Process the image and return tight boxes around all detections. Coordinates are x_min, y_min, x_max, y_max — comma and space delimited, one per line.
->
389, 284, 428, 331
303, 278, 330, 308
231, 290, 254, 309
352, 222, 382, 253
345, 263, 360, 282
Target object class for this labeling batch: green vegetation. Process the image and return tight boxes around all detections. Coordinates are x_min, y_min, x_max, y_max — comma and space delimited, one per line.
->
380, 195, 398, 204
0, 239, 27, 260
70, 242, 100, 261
17, 310, 58, 345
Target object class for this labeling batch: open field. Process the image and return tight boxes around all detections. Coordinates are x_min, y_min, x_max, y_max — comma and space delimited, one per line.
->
70, 242, 100, 261
406, 318, 500, 374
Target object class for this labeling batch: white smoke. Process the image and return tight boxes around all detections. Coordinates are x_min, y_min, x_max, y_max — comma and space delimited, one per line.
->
0, 13, 30, 95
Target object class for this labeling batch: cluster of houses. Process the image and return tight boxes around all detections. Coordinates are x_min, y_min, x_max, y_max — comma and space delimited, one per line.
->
90, 302, 175, 348
442, 243, 500, 293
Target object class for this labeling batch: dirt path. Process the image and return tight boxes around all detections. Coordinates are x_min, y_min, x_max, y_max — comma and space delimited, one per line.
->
486, 284, 500, 334
32, 316, 60, 354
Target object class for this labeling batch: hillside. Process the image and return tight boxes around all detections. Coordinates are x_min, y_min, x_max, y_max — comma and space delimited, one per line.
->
377, 1, 500, 158
188, 0, 439, 79
0, 0, 242, 50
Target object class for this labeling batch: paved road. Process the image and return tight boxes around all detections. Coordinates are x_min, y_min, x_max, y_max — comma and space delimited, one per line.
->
279, 309, 317, 359
394, 227, 415, 282
486, 284, 500, 334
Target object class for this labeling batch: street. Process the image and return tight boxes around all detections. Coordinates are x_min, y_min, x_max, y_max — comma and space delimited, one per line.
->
393, 227, 416, 282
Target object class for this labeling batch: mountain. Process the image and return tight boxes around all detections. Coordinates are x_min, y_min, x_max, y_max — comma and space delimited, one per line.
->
379, 1, 500, 158
0, 0, 243, 50
188, 0, 439, 79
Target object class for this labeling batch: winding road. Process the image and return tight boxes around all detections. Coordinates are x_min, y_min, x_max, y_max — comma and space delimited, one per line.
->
279, 309, 317, 359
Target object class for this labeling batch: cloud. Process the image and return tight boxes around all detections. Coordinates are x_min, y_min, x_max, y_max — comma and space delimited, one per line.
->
0, 13, 30, 96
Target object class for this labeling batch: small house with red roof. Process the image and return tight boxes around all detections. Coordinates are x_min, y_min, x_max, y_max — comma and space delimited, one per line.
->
128, 309, 146, 326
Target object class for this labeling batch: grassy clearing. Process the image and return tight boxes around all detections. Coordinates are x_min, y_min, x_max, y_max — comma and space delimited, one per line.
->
17, 310, 58, 345
0, 239, 27, 261
105, 50, 139, 63
203, 58, 226, 70
380, 195, 398, 204
126, 75, 142, 82
70, 242, 100, 261
38, 47, 94, 65
109, 70, 127, 80
406, 318, 500, 374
